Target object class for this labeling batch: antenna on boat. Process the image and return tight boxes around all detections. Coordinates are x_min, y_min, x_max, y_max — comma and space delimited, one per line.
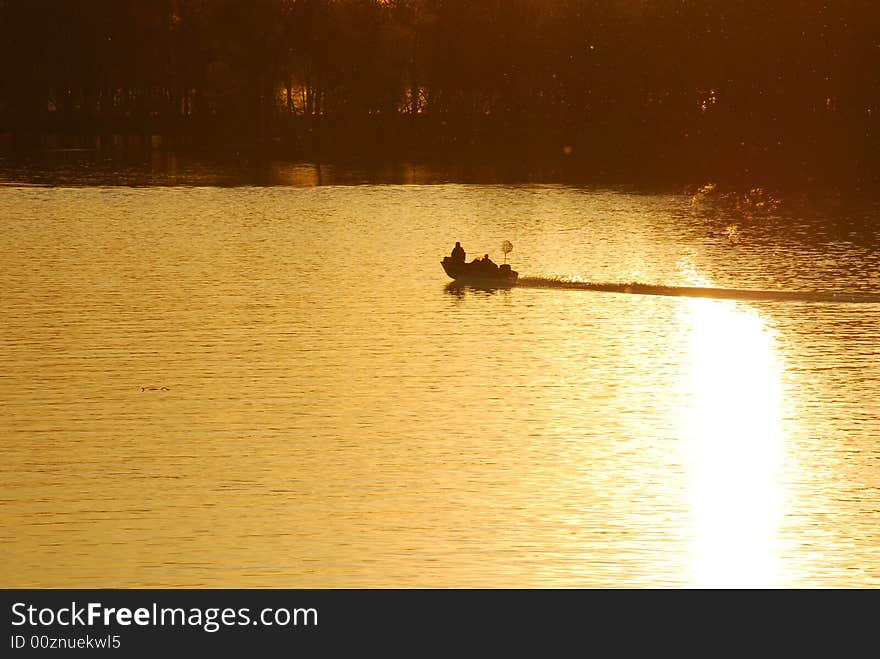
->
501, 240, 513, 264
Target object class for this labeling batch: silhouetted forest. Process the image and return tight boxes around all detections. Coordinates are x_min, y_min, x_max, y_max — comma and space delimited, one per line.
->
2, 1, 879, 183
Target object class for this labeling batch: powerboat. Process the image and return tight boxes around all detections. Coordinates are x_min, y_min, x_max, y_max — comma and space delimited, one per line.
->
441, 256, 518, 286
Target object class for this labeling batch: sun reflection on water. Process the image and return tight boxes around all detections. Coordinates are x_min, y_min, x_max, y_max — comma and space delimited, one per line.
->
679, 298, 787, 587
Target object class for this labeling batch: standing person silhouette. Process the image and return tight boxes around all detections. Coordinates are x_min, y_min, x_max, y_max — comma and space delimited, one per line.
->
450, 241, 466, 262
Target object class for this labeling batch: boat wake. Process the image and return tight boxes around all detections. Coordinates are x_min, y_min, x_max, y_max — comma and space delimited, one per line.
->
515, 277, 880, 304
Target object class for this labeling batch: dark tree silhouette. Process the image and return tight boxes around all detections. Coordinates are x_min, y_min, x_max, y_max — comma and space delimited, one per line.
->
0, 0, 878, 184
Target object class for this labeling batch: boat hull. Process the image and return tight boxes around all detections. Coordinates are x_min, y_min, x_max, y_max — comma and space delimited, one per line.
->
441, 258, 518, 286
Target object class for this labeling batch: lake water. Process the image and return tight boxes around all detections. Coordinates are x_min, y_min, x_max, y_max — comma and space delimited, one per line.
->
1, 158, 879, 587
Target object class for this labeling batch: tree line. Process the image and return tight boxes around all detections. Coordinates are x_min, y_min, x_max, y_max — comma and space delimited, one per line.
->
1, 0, 879, 182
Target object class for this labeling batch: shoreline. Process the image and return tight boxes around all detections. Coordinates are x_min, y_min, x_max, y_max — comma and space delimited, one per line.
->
2, 132, 879, 195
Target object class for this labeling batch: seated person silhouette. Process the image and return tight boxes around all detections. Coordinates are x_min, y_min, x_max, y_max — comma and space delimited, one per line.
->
450, 241, 466, 262
481, 254, 498, 273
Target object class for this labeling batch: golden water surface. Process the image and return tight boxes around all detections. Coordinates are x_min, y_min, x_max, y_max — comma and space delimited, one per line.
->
1, 177, 878, 587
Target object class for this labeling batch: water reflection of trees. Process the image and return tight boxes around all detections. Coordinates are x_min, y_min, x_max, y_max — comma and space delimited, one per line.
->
2, 1, 878, 182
